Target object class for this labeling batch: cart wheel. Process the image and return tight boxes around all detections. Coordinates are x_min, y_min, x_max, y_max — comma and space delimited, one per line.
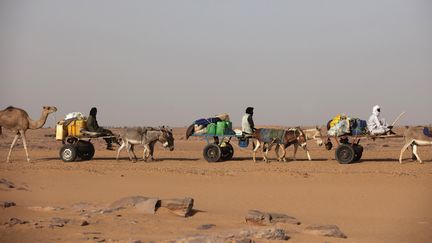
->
335, 144, 355, 164
60, 144, 78, 162
353, 144, 363, 162
203, 144, 222, 162
220, 143, 234, 161
76, 141, 95, 160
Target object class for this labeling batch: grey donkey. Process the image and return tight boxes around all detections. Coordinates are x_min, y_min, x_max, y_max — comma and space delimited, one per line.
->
116, 126, 174, 162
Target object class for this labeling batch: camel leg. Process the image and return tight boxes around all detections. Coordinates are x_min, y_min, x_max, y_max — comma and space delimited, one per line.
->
399, 140, 413, 164
412, 144, 422, 163
292, 144, 298, 161
253, 140, 261, 163
19, 131, 31, 163
116, 142, 126, 161
6, 134, 20, 163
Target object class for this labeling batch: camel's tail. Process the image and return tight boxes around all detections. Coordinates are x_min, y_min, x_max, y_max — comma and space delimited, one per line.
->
0, 126, 2, 136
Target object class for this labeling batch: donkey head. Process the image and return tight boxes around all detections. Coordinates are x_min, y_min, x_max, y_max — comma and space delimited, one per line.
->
158, 127, 174, 151
314, 126, 324, 146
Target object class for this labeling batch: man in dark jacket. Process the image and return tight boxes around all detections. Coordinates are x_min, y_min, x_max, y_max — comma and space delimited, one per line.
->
87, 107, 114, 150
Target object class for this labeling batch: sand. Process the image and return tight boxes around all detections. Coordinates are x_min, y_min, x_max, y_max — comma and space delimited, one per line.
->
1, 127, 431, 242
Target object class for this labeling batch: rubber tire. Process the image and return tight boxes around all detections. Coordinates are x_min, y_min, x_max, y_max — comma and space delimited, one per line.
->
335, 144, 355, 164
203, 144, 222, 163
353, 144, 363, 162
220, 143, 234, 161
60, 144, 78, 162
76, 141, 95, 160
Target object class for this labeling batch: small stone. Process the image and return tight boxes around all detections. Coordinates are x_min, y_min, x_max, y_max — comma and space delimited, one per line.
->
80, 220, 90, 226
7, 217, 28, 226
1, 201, 16, 208
28, 206, 63, 212
134, 198, 159, 214
0, 178, 15, 188
49, 217, 70, 228
197, 224, 216, 230
303, 224, 347, 238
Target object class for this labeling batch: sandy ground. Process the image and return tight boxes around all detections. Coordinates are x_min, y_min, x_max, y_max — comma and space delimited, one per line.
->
1, 127, 432, 242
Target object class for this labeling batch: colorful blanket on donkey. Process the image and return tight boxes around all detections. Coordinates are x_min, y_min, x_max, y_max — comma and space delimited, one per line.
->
259, 128, 286, 144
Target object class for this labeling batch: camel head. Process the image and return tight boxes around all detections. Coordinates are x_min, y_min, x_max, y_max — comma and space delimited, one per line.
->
43, 106, 58, 114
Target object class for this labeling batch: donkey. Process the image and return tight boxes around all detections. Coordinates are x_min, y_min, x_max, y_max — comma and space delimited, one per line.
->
116, 126, 174, 162
399, 126, 432, 164
252, 127, 310, 163
303, 126, 324, 147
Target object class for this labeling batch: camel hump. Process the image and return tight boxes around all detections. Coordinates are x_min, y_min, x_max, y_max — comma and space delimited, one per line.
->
6, 106, 15, 110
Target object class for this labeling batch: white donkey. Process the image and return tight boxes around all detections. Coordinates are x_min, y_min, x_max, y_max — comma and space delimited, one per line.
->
399, 126, 432, 164
303, 126, 324, 147
116, 127, 174, 162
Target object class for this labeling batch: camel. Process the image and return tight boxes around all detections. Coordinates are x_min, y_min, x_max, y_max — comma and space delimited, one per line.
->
0, 106, 57, 163
399, 126, 432, 164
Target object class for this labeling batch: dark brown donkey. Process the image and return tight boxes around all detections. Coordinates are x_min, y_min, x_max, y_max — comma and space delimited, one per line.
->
252, 127, 310, 162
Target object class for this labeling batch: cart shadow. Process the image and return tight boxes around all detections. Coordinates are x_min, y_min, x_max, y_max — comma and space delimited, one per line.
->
40, 157, 199, 162
356, 158, 400, 163
230, 157, 328, 162
358, 158, 431, 163
95, 157, 199, 162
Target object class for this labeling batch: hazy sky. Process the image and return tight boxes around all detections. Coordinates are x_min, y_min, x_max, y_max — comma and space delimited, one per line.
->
1, 0, 431, 127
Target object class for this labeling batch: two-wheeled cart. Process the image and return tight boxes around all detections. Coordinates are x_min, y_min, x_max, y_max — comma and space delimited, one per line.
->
191, 133, 248, 162
325, 134, 401, 164
57, 130, 118, 162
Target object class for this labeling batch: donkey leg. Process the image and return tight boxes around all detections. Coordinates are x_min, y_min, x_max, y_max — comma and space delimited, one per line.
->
399, 141, 413, 164
253, 140, 261, 163
149, 141, 156, 161
6, 134, 20, 163
279, 144, 287, 162
292, 144, 298, 161
116, 142, 126, 161
412, 144, 422, 163
126, 143, 134, 162
275, 144, 281, 161
143, 144, 150, 162
302, 145, 312, 161
263, 144, 270, 163
130, 144, 138, 161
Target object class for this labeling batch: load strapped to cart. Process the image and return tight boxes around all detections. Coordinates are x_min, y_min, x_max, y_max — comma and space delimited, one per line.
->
55, 112, 116, 162
187, 114, 248, 162
324, 113, 402, 164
